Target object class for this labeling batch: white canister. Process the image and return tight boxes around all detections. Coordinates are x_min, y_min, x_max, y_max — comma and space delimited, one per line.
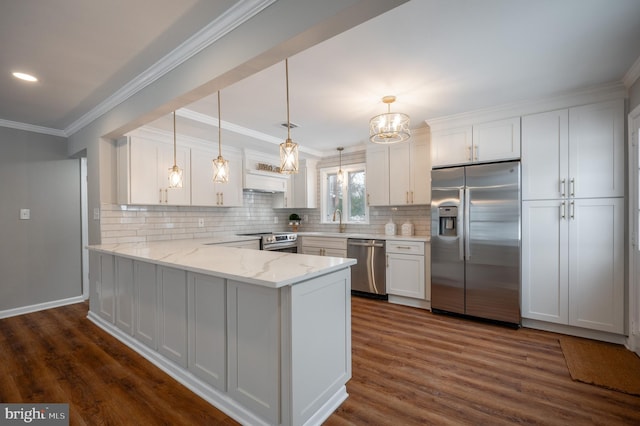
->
401, 221, 414, 236
385, 219, 396, 236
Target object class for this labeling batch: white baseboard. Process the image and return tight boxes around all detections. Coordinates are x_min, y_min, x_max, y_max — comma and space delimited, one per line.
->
388, 295, 431, 310
522, 318, 627, 345
0, 296, 85, 319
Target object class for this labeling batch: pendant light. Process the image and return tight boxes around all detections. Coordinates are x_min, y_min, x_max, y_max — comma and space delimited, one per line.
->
279, 58, 299, 174
336, 147, 344, 183
369, 95, 410, 144
168, 111, 183, 188
212, 91, 230, 183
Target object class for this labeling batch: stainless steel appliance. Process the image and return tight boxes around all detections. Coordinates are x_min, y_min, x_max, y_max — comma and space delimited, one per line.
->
237, 232, 298, 252
431, 161, 521, 325
347, 238, 386, 299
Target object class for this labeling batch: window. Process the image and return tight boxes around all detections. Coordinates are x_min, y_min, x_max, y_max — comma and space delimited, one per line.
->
320, 163, 368, 224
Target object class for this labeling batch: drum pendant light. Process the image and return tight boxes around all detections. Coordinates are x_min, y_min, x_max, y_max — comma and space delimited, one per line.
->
369, 95, 410, 144
168, 111, 183, 188
212, 91, 230, 183
279, 58, 299, 174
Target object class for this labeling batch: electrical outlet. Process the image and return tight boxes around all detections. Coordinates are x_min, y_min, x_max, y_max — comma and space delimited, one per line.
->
198, 218, 205, 227
273, 216, 278, 224
19, 209, 30, 220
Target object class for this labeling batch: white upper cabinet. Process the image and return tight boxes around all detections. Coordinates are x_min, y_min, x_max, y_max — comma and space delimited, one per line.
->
117, 134, 190, 205
568, 100, 625, 199
367, 128, 430, 206
289, 159, 317, 209
191, 146, 243, 207
365, 144, 389, 206
431, 117, 520, 168
522, 99, 624, 201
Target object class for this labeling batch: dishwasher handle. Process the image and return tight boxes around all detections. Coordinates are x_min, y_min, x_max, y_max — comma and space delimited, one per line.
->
347, 241, 385, 248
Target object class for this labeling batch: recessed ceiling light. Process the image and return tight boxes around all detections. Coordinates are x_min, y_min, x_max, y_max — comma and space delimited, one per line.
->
12, 72, 38, 82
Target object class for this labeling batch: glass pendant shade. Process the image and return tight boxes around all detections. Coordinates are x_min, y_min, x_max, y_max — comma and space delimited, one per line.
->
168, 164, 183, 188
168, 111, 183, 188
280, 58, 299, 174
369, 96, 410, 144
213, 155, 229, 183
280, 138, 298, 174
213, 91, 230, 183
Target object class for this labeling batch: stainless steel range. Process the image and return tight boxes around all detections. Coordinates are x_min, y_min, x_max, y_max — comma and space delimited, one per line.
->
238, 232, 298, 252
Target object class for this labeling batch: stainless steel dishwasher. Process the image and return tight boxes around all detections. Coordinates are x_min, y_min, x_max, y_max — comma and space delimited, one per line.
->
347, 238, 387, 299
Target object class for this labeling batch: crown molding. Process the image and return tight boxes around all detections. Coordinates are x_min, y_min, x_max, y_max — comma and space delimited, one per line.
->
177, 108, 325, 158
64, 0, 276, 137
426, 81, 628, 131
0, 119, 66, 137
623, 55, 640, 88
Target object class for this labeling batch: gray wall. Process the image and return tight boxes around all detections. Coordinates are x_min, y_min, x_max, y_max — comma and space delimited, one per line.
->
0, 127, 82, 312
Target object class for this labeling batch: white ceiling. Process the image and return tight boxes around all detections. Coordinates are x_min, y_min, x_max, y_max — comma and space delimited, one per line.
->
3, 0, 640, 156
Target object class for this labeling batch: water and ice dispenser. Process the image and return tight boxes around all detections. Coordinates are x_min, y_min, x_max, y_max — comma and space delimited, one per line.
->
438, 206, 458, 237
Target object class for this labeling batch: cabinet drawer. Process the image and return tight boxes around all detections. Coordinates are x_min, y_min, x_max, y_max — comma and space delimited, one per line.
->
301, 237, 347, 250
386, 240, 424, 255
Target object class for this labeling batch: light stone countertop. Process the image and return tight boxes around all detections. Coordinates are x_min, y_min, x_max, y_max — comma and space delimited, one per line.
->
88, 237, 356, 289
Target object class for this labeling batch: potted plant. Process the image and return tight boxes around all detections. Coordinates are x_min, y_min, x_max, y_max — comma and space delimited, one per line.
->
289, 213, 301, 231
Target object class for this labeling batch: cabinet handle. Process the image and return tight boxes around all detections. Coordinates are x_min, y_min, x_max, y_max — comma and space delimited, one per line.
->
164, 189, 168, 203
411, 191, 414, 204
220, 192, 224, 206
560, 179, 566, 197
473, 145, 478, 161
386, 254, 389, 268
570, 200, 575, 219
367, 193, 370, 206
406, 191, 409, 204
396, 246, 412, 250
159, 189, 163, 203
467, 146, 472, 161
560, 201, 566, 219
570, 178, 575, 197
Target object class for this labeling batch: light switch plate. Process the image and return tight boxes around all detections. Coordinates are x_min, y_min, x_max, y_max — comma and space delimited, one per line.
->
20, 209, 30, 220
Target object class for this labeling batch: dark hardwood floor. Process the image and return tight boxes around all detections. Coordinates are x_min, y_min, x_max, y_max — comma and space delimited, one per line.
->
1, 298, 638, 425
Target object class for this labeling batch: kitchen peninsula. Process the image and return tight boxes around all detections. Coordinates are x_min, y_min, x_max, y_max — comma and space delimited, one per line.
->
88, 238, 355, 426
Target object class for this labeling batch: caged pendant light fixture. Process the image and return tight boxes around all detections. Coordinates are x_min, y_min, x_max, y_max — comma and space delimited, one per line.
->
279, 58, 299, 174
369, 95, 410, 144
168, 111, 183, 188
212, 91, 230, 183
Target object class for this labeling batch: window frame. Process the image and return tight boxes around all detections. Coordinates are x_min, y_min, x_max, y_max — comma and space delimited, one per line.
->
320, 163, 369, 225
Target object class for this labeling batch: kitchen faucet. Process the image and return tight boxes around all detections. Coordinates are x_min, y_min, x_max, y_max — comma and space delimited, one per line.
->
332, 208, 346, 233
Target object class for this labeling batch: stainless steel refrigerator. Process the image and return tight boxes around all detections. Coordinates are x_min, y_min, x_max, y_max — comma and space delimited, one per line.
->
431, 161, 521, 325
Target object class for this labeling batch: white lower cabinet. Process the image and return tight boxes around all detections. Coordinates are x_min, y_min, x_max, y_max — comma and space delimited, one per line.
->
133, 260, 158, 349
157, 266, 188, 367
90, 252, 115, 323
300, 236, 347, 257
188, 273, 227, 391
227, 280, 280, 424
522, 198, 624, 333
386, 240, 429, 300
115, 257, 134, 334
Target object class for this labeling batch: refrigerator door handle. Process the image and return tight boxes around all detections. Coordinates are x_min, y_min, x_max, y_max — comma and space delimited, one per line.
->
464, 187, 471, 261
458, 188, 465, 261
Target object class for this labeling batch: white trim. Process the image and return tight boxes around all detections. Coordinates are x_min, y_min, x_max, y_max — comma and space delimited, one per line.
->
0, 296, 85, 319
522, 318, 627, 345
0, 118, 66, 137
427, 81, 628, 131
628, 104, 640, 355
623, 55, 640, 88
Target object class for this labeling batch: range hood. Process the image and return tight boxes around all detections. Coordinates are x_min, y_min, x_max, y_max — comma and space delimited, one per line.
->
243, 171, 288, 193
242, 149, 289, 193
